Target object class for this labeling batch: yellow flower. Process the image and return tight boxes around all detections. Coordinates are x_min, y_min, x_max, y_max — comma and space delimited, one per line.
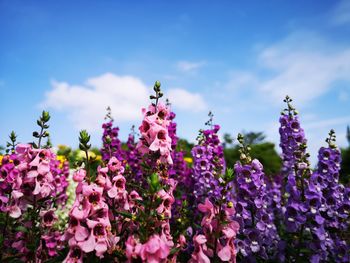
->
56, 155, 67, 169
0, 155, 3, 165
77, 150, 97, 160
89, 151, 97, 159
184, 157, 193, 164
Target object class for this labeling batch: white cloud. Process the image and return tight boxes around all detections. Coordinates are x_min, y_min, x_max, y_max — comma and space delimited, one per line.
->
167, 88, 207, 112
42, 73, 207, 131
177, 60, 206, 72
226, 32, 350, 105
331, 0, 350, 25
42, 73, 149, 131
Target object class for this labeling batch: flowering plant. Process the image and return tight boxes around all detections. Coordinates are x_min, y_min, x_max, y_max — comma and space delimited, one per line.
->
0, 82, 349, 262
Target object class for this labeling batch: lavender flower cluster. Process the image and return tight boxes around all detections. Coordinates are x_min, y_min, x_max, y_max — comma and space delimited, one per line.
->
233, 146, 280, 261
191, 124, 226, 203
279, 97, 350, 262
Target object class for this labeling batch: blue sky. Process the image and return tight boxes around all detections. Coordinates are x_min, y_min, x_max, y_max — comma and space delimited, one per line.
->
1, 0, 350, 162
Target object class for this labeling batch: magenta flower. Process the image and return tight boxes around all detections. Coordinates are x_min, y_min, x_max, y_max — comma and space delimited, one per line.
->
136, 102, 173, 165
95, 166, 112, 188
198, 198, 216, 232
40, 210, 57, 227
8, 204, 22, 218
108, 157, 124, 173
140, 234, 171, 263
156, 189, 175, 217
126, 235, 142, 262
73, 169, 86, 182
217, 223, 239, 262
79, 218, 111, 257
83, 183, 104, 207
66, 216, 90, 242
190, 234, 211, 263
107, 174, 126, 198
63, 245, 83, 263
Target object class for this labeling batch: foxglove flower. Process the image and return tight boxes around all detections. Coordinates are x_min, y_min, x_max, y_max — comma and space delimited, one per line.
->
192, 124, 226, 202
136, 102, 173, 165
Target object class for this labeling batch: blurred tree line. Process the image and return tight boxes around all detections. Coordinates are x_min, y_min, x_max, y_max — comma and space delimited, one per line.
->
340, 126, 350, 185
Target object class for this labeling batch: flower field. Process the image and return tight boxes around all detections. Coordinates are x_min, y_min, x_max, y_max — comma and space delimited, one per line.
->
0, 81, 349, 262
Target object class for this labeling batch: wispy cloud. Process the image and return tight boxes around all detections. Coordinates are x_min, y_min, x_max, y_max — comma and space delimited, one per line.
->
330, 0, 350, 25
304, 116, 350, 130
226, 31, 350, 105
41, 73, 207, 131
167, 88, 207, 112
177, 60, 206, 72
42, 73, 149, 131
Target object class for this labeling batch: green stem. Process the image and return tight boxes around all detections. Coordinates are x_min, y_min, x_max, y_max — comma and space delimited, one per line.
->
85, 150, 90, 183
37, 126, 44, 148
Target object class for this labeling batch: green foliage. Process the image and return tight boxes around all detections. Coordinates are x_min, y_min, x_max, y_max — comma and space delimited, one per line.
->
32, 111, 51, 149
79, 130, 91, 151
176, 138, 194, 157
339, 126, 350, 185
223, 131, 281, 176
57, 145, 72, 157
148, 173, 161, 193
6, 131, 17, 153
243, 131, 266, 145
340, 147, 350, 185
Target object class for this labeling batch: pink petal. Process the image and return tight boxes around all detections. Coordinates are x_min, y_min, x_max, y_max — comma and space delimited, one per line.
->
80, 233, 96, 253
218, 245, 231, 261
195, 235, 207, 245
27, 170, 39, 178
9, 205, 21, 218
11, 190, 23, 199
38, 161, 50, 175
29, 154, 40, 166
146, 236, 161, 254
33, 180, 41, 195
222, 227, 236, 239
95, 241, 107, 257
197, 248, 211, 263
75, 225, 89, 242
71, 206, 87, 220
107, 186, 118, 198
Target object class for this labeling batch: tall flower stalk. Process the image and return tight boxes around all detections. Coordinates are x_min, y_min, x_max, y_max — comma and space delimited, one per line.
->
191, 112, 226, 203
234, 133, 280, 261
